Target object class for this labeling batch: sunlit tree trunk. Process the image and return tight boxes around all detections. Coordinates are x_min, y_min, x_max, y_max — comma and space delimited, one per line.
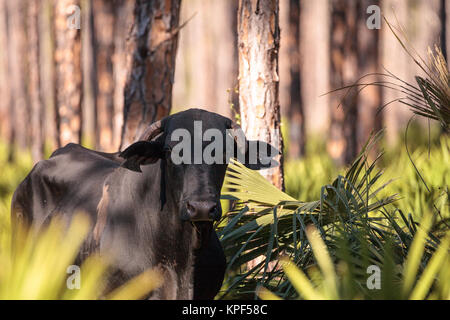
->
40, 0, 58, 151
0, 0, 10, 145
81, 0, 96, 148
381, 0, 409, 145
54, 0, 82, 147
328, 0, 358, 166
7, 0, 30, 153
211, 0, 238, 118
28, 0, 45, 162
113, 0, 133, 151
173, 0, 238, 118
93, 0, 116, 151
287, 0, 305, 159
120, 0, 182, 149
300, 0, 330, 137
357, 0, 382, 151
238, 0, 284, 190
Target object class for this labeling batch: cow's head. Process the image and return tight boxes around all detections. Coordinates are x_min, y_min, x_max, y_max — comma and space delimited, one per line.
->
119, 109, 279, 229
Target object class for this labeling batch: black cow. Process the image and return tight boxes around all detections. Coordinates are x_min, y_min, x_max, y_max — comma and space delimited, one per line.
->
11, 108, 277, 299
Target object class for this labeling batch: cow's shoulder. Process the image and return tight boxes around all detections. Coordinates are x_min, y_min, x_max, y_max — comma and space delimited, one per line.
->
12, 144, 121, 224
50, 142, 80, 157
11, 157, 58, 225
51, 143, 123, 164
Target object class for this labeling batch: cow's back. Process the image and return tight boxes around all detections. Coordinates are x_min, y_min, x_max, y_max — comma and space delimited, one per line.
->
11, 143, 121, 230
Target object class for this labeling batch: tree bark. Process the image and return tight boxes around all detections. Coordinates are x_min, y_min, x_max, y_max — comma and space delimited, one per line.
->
113, 0, 134, 151
287, 0, 305, 159
299, 0, 330, 136
54, 0, 83, 147
328, 0, 358, 166
357, 0, 382, 151
237, 0, 284, 190
7, 0, 30, 152
211, 0, 238, 118
40, 0, 58, 151
0, 0, 10, 145
92, 0, 116, 151
81, 0, 96, 148
28, 0, 45, 162
120, 0, 182, 150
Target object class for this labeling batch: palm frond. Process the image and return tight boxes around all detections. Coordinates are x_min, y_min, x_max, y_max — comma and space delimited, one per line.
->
218, 132, 399, 299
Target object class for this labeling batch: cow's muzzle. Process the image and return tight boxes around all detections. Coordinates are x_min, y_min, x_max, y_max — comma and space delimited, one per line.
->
182, 200, 222, 222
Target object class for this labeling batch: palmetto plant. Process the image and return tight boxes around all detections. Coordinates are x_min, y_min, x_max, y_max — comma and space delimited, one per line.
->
0, 213, 161, 300
217, 132, 416, 299
258, 217, 450, 300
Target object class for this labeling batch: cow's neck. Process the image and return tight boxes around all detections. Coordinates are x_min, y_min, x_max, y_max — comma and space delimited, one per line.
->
112, 161, 197, 270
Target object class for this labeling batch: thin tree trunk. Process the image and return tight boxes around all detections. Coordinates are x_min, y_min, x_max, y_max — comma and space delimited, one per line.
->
238, 0, 284, 190
287, 0, 305, 159
357, 0, 382, 151
120, 0, 182, 149
40, 0, 58, 151
54, 0, 82, 147
212, 0, 238, 118
0, 0, 10, 145
381, 0, 409, 146
7, 0, 30, 153
93, 0, 116, 151
300, 0, 330, 136
113, 0, 133, 151
81, 0, 96, 148
328, 0, 358, 166
28, 0, 45, 162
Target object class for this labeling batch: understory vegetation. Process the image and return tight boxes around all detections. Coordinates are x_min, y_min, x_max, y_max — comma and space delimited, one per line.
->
0, 124, 448, 299
218, 129, 449, 299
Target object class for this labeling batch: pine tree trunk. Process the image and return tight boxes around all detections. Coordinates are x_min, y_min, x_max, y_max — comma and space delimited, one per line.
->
357, 0, 382, 150
120, 0, 182, 149
237, 0, 284, 190
28, 0, 45, 162
54, 0, 83, 147
81, 0, 96, 148
0, 0, 10, 144
40, 0, 58, 151
300, 0, 330, 136
113, 0, 133, 151
7, 0, 30, 152
211, 0, 238, 118
328, 0, 358, 166
287, 0, 305, 159
93, 0, 116, 151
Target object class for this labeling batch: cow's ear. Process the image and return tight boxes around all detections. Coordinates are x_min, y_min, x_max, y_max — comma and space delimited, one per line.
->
119, 141, 164, 172
242, 140, 280, 170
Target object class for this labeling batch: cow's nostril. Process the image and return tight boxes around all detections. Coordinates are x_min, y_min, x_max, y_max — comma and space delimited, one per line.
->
186, 201, 217, 221
208, 205, 217, 218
